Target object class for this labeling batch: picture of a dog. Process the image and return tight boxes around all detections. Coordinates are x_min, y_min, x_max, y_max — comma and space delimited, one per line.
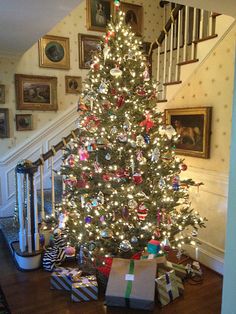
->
174, 120, 201, 145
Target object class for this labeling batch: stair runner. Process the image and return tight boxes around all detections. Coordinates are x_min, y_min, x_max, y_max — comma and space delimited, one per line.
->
0, 176, 63, 248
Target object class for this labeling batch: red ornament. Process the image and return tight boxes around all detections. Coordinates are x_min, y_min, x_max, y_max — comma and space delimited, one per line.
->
180, 163, 188, 171
116, 169, 129, 178
77, 100, 88, 113
137, 86, 146, 96
140, 113, 155, 133
92, 62, 100, 71
137, 203, 148, 220
82, 115, 100, 129
111, 88, 117, 96
133, 172, 143, 185
103, 173, 111, 181
116, 95, 125, 108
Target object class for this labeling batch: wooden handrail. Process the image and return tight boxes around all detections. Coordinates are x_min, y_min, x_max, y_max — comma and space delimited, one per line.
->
33, 128, 80, 168
149, 4, 184, 54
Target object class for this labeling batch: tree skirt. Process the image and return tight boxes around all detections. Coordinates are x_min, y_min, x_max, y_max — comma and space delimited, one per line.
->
0, 286, 11, 314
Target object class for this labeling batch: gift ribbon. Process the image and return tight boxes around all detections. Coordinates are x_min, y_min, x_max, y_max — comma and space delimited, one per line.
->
124, 260, 135, 308
165, 273, 173, 301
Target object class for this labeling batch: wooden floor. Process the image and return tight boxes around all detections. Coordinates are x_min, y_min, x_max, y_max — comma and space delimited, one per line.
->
0, 232, 223, 314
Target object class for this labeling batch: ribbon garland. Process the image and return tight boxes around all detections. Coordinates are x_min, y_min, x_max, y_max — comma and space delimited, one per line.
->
124, 260, 135, 307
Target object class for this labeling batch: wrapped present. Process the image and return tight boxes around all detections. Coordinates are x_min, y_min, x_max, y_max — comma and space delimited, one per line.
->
106, 258, 157, 310
158, 268, 184, 295
156, 270, 180, 306
50, 267, 82, 291
162, 261, 187, 279
141, 252, 166, 267
71, 276, 98, 302
147, 240, 161, 254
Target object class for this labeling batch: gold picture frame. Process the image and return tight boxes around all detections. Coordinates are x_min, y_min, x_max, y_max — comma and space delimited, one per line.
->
38, 35, 70, 69
78, 34, 101, 69
15, 74, 58, 111
120, 2, 143, 36
165, 107, 212, 159
87, 0, 113, 32
0, 108, 10, 138
16, 114, 33, 131
0, 85, 5, 104
65, 76, 82, 94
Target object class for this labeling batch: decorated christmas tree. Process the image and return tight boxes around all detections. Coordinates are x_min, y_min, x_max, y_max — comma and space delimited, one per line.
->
57, 5, 206, 261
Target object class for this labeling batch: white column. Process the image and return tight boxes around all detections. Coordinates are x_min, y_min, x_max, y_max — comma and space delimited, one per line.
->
34, 177, 39, 251
163, 32, 168, 83
175, 10, 181, 81
168, 21, 174, 82
17, 174, 26, 252
51, 156, 55, 216
26, 174, 32, 253
183, 6, 189, 62
199, 9, 204, 40
40, 164, 45, 220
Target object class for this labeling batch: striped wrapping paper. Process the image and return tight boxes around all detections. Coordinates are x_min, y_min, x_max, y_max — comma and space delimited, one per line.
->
156, 270, 180, 306
71, 276, 98, 302
158, 269, 184, 294
50, 267, 81, 291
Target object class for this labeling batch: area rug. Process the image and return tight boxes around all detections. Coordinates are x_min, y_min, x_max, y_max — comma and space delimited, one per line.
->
0, 286, 11, 314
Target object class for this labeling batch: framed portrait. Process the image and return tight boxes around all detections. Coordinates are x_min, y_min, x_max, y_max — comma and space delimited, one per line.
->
78, 34, 101, 69
87, 0, 112, 32
38, 35, 70, 69
0, 85, 5, 104
65, 76, 82, 94
15, 74, 58, 111
120, 2, 143, 36
16, 114, 33, 131
165, 107, 212, 159
0, 108, 9, 138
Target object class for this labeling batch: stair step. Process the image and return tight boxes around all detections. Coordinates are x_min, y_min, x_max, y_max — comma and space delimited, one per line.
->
192, 34, 218, 44
177, 59, 199, 66
163, 81, 182, 86
157, 99, 168, 103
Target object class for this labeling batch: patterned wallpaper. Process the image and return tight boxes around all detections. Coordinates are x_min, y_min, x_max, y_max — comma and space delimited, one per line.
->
0, 0, 163, 157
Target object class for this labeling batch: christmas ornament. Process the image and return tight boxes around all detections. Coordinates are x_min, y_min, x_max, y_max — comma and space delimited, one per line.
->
191, 230, 198, 237
159, 125, 176, 139
162, 238, 171, 251
105, 31, 115, 43
103, 43, 110, 62
140, 113, 154, 133
67, 155, 75, 167
130, 140, 137, 148
119, 240, 132, 252
78, 147, 89, 161
111, 126, 118, 134
114, 0, 120, 9
98, 80, 108, 94
102, 100, 111, 110
128, 199, 138, 209
83, 115, 100, 131
105, 153, 111, 160
136, 86, 146, 96
91, 62, 100, 71
123, 119, 131, 131
143, 66, 150, 81
131, 236, 138, 244
103, 173, 111, 181
117, 133, 128, 142
136, 150, 143, 161
122, 206, 129, 220
158, 177, 165, 188
98, 191, 105, 204
91, 198, 98, 207
116, 95, 125, 108
110, 66, 122, 77
151, 148, 160, 162
77, 99, 88, 113
133, 172, 143, 184
97, 137, 107, 147
136, 135, 146, 147
88, 241, 96, 251
140, 157, 147, 165
94, 161, 102, 173
101, 229, 112, 238
172, 175, 180, 191
137, 203, 148, 220
143, 134, 150, 144
116, 169, 129, 178
100, 215, 105, 222
180, 163, 188, 171
65, 246, 76, 256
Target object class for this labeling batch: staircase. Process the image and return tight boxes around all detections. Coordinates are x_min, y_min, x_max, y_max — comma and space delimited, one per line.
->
0, 3, 235, 270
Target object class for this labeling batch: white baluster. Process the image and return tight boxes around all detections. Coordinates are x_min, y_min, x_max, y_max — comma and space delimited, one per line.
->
191, 7, 197, 60
17, 174, 26, 252
183, 6, 189, 62
209, 11, 214, 36
199, 9, 204, 40
34, 176, 39, 251
51, 155, 55, 216
175, 10, 181, 81
163, 31, 168, 84
26, 174, 32, 253
156, 43, 161, 84
168, 21, 174, 82
40, 162, 45, 220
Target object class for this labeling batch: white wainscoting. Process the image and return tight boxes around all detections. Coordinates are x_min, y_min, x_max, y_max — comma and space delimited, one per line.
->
0, 105, 77, 217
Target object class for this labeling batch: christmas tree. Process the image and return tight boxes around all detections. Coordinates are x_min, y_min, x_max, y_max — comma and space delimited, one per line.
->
58, 5, 206, 261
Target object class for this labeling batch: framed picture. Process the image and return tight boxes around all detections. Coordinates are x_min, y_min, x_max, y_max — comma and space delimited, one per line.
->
0, 85, 5, 104
165, 107, 212, 158
15, 74, 58, 111
78, 34, 101, 69
0, 108, 9, 138
65, 76, 82, 94
87, 0, 112, 32
120, 2, 143, 36
16, 114, 33, 131
38, 35, 70, 69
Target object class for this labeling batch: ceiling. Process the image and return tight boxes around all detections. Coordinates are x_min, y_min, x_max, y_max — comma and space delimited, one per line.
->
0, 0, 235, 56
0, 0, 81, 55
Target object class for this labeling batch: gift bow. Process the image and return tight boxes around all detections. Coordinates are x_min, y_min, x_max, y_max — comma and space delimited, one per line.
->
140, 113, 154, 133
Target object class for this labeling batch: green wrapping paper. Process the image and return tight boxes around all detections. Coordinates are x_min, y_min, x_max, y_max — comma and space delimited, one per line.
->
158, 268, 184, 294
105, 258, 157, 310
156, 270, 180, 306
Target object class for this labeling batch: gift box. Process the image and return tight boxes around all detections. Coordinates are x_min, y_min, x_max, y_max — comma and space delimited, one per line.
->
71, 276, 98, 302
147, 240, 161, 254
156, 270, 180, 306
105, 258, 157, 310
141, 252, 166, 267
158, 268, 184, 295
50, 267, 81, 291
162, 261, 187, 279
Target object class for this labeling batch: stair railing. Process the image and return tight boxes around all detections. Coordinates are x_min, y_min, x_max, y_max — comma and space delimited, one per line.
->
15, 128, 79, 254
150, 5, 219, 102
